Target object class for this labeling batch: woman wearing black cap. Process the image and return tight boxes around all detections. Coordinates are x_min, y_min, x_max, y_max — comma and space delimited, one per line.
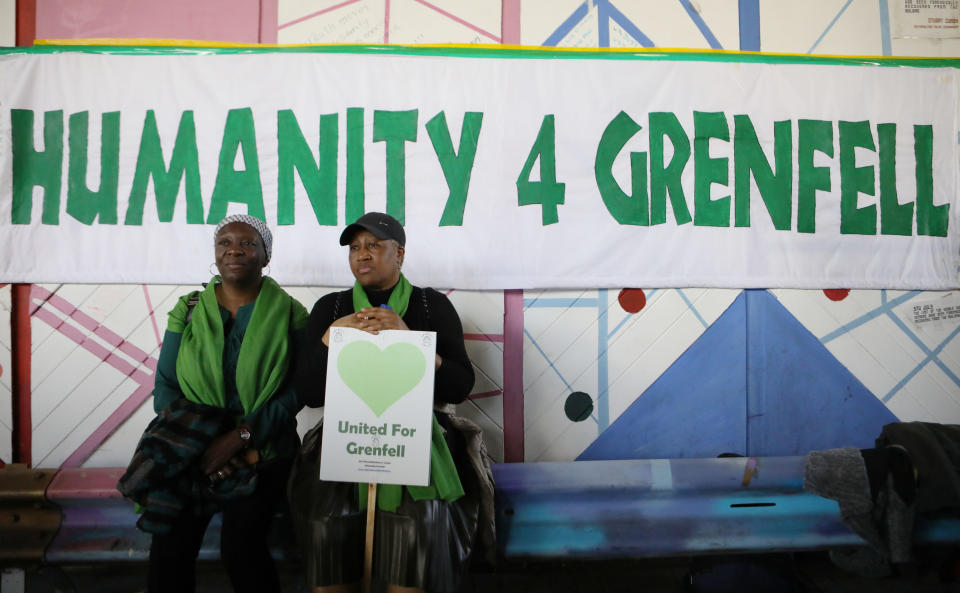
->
289, 212, 494, 593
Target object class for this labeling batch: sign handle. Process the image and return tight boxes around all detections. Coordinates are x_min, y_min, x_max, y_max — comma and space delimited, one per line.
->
363, 482, 377, 593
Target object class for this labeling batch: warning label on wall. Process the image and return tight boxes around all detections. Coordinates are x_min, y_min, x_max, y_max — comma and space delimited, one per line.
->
911, 295, 960, 327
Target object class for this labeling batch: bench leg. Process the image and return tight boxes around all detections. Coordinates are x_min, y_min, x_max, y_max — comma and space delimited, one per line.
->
2, 568, 25, 593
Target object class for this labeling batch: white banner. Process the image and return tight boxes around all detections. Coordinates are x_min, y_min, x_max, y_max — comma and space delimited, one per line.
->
0, 47, 958, 289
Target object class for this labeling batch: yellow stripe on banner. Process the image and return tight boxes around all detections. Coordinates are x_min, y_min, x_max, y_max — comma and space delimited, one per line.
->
396, 44, 956, 64
23, 40, 960, 67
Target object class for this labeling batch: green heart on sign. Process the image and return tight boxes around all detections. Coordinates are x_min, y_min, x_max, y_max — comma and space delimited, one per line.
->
337, 340, 427, 417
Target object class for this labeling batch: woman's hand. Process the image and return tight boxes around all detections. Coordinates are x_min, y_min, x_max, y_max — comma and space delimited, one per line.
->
322, 308, 409, 345
354, 307, 409, 332
201, 428, 248, 476
206, 447, 260, 484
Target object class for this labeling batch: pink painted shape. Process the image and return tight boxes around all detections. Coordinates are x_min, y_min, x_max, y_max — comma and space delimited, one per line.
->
142, 285, 162, 350
259, 0, 278, 43
502, 289, 524, 462
103, 352, 136, 377
33, 307, 109, 360
33, 285, 153, 364
464, 333, 504, 343
31, 306, 155, 387
61, 383, 155, 469
30, 289, 161, 468
469, 389, 503, 399
46, 467, 126, 499
413, 0, 500, 42
384, 0, 391, 44
277, 0, 362, 31
92, 326, 122, 348
29, 288, 52, 315
64, 306, 97, 332
36, 0, 262, 43
117, 340, 151, 365
501, 0, 521, 44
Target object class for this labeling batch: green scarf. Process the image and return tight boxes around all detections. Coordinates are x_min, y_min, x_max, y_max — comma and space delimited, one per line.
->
169, 276, 308, 415
352, 275, 465, 511
352, 273, 413, 317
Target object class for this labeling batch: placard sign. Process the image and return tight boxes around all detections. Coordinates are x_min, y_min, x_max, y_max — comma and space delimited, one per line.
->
319, 327, 436, 486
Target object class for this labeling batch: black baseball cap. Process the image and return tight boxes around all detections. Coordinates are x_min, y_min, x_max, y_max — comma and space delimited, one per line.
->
339, 212, 406, 246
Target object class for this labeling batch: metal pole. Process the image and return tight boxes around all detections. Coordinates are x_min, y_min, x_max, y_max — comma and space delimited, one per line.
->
11, 284, 32, 466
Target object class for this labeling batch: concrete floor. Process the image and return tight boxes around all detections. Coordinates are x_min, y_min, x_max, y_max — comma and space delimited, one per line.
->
12, 550, 960, 593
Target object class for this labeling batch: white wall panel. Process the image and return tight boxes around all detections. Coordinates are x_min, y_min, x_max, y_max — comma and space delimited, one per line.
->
279, 0, 385, 44
0, 0, 13, 47
520, 0, 584, 46
388, 0, 500, 44
613, 0, 739, 50
34, 363, 129, 466
557, 8, 599, 48
86, 386, 156, 467
32, 328, 102, 424
774, 287, 960, 424
760, 0, 881, 54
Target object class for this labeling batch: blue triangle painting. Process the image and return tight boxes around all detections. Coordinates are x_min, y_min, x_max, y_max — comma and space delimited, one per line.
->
579, 290, 899, 461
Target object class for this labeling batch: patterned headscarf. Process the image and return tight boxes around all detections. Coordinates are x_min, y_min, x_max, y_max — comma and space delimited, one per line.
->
214, 214, 273, 263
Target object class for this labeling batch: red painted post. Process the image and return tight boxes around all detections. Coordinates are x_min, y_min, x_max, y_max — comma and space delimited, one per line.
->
13, 0, 36, 467
11, 285, 32, 467
502, 289, 524, 462
16, 0, 36, 47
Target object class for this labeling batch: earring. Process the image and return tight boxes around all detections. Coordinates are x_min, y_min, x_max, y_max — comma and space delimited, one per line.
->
263, 264, 271, 276
209, 262, 218, 276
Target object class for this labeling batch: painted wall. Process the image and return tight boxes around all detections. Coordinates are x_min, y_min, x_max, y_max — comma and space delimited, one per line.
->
4, 0, 960, 469
0, 0, 14, 46
33, 0, 268, 43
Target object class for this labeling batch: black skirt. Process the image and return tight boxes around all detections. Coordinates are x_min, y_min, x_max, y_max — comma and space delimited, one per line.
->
287, 417, 480, 593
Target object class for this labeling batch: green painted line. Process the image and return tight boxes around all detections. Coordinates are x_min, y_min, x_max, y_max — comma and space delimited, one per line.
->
2, 44, 960, 68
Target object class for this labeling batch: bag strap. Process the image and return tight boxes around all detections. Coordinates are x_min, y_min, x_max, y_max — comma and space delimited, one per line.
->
421, 287, 431, 323
184, 290, 201, 324
333, 291, 343, 322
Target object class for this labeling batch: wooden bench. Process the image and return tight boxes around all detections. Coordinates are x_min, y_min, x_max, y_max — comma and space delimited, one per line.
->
43, 467, 299, 563
492, 456, 960, 559
3, 455, 960, 592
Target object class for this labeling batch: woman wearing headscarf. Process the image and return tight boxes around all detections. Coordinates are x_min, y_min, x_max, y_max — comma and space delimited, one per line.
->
289, 212, 495, 593
118, 214, 308, 593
